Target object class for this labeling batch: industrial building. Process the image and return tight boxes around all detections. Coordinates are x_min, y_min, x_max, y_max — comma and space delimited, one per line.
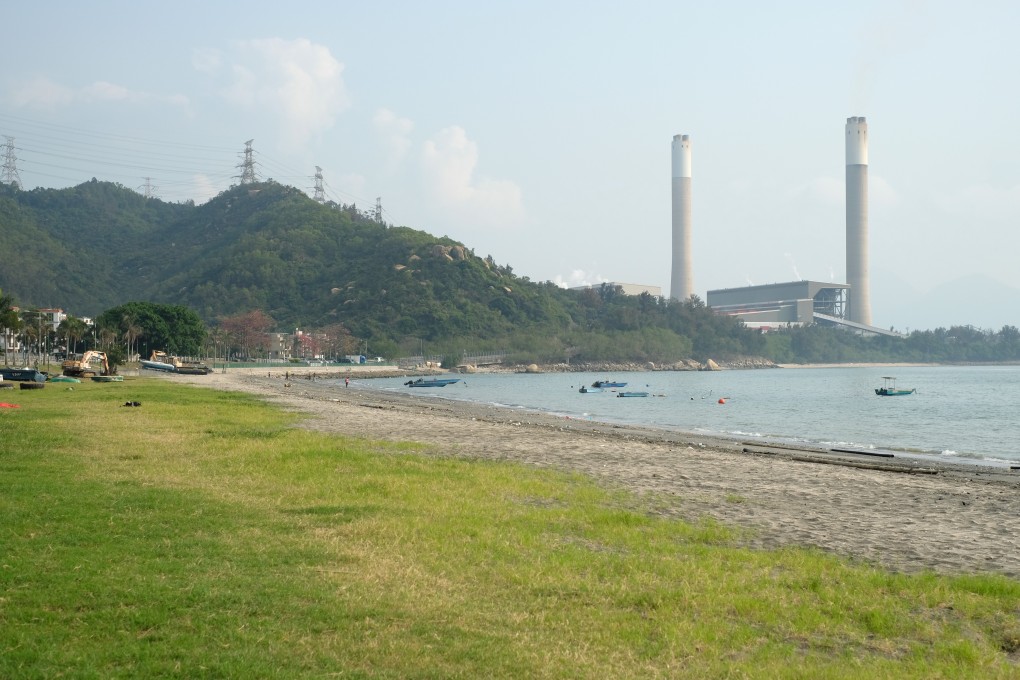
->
678, 116, 896, 336
707, 281, 848, 329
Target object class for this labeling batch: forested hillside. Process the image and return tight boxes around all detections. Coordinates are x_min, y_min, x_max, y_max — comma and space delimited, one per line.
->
0, 180, 764, 363
6, 179, 1014, 365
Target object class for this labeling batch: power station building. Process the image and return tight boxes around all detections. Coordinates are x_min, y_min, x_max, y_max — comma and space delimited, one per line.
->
706, 281, 850, 330
687, 116, 897, 336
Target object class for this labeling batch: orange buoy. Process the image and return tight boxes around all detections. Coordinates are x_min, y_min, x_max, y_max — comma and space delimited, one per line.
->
718, 398, 726, 404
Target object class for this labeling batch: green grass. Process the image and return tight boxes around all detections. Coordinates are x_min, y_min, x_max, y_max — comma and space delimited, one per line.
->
1, 379, 1018, 678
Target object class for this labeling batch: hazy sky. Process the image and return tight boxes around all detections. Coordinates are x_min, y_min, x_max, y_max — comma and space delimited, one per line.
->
3, 1, 1018, 330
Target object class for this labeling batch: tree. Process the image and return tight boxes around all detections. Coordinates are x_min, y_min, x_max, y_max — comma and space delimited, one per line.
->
122, 312, 143, 360
96, 302, 206, 358
219, 310, 274, 360
58, 316, 89, 357
0, 290, 21, 365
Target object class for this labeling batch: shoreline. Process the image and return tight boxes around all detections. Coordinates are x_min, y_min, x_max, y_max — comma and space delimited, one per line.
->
164, 366, 1020, 579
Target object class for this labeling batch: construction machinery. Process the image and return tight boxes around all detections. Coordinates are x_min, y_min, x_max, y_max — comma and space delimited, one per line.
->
61, 350, 114, 378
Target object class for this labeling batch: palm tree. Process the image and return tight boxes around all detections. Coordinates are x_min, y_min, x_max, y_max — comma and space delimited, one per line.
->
19, 322, 38, 365
58, 316, 89, 357
122, 313, 142, 361
0, 290, 20, 366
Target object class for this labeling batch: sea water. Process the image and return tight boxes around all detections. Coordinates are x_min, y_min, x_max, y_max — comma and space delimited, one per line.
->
350, 365, 1020, 467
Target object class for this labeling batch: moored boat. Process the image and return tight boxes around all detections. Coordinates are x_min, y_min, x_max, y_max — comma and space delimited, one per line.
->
579, 386, 603, 393
176, 361, 213, 375
875, 377, 915, 396
405, 377, 461, 387
140, 351, 178, 372
617, 391, 649, 398
0, 367, 47, 383
592, 380, 627, 388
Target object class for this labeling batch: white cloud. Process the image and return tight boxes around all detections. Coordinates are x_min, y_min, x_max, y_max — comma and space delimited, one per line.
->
373, 108, 414, 171
83, 81, 131, 101
553, 269, 609, 289
10, 76, 188, 110
420, 125, 524, 228
191, 174, 218, 204
788, 176, 843, 205
207, 38, 350, 147
10, 77, 77, 108
191, 47, 222, 74
869, 174, 898, 207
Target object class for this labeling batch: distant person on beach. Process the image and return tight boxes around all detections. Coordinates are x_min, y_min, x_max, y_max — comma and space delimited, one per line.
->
345, 377, 350, 388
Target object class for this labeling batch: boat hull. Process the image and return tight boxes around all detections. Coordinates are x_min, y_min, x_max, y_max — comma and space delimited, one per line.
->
140, 360, 177, 372
0, 368, 47, 382
177, 365, 212, 375
875, 388, 915, 396
406, 378, 461, 387
617, 391, 649, 398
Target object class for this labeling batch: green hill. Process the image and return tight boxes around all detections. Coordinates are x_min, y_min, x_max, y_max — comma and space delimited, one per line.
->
0, 179, 764, 362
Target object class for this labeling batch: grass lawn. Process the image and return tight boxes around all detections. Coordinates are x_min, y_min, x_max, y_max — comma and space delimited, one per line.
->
1, 379, 1018, 678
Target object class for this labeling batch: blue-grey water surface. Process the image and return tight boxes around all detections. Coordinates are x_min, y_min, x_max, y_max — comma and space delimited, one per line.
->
345, 365, 1020, 466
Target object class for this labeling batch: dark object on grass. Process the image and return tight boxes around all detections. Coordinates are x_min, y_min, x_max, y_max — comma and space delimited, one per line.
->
121, 401, 142, 407
19, 382, 45, 390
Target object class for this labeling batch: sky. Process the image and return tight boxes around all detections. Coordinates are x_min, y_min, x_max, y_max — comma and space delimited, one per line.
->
3, 1, 1019, 331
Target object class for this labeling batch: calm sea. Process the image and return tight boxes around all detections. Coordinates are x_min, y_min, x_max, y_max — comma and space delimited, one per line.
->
348, 366, 1020, 467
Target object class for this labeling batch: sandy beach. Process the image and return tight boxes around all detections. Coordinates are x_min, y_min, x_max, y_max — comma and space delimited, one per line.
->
165, 365, 1020, 579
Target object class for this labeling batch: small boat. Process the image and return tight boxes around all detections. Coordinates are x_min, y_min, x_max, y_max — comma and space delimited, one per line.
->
176, 361, 213, 375
875, 377, 915, 396
140, 351, 178, 372
592, 380, 627, 388
0, 367, 47, 383
579, 386, 603, 393
49, 375, 81, 383
405, 377, 461, 387
617, 391, 649, 398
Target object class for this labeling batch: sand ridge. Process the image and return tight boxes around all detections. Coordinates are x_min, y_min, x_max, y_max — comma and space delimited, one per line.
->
168, 366, 1020, 578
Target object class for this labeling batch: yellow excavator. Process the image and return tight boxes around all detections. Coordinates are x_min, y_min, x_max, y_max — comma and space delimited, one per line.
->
61, 350, 114, 378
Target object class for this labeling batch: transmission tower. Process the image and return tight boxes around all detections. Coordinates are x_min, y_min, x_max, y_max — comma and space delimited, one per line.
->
374, 196, 383, 223
139, 177, 158, 199
237, 139, 258, 185
1, 136, 22, 188
313, 166, 326, 203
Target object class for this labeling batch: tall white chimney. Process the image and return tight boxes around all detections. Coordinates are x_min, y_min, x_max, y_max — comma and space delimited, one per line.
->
845, 116, 872, 325
670, 134, 693, 301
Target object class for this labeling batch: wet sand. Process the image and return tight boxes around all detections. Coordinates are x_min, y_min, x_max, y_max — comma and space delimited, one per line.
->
167, 366, 1020, 579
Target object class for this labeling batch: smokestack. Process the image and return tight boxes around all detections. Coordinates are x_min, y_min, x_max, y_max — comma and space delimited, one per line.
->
670, 134, 693, 301
845, 116, 872, 325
